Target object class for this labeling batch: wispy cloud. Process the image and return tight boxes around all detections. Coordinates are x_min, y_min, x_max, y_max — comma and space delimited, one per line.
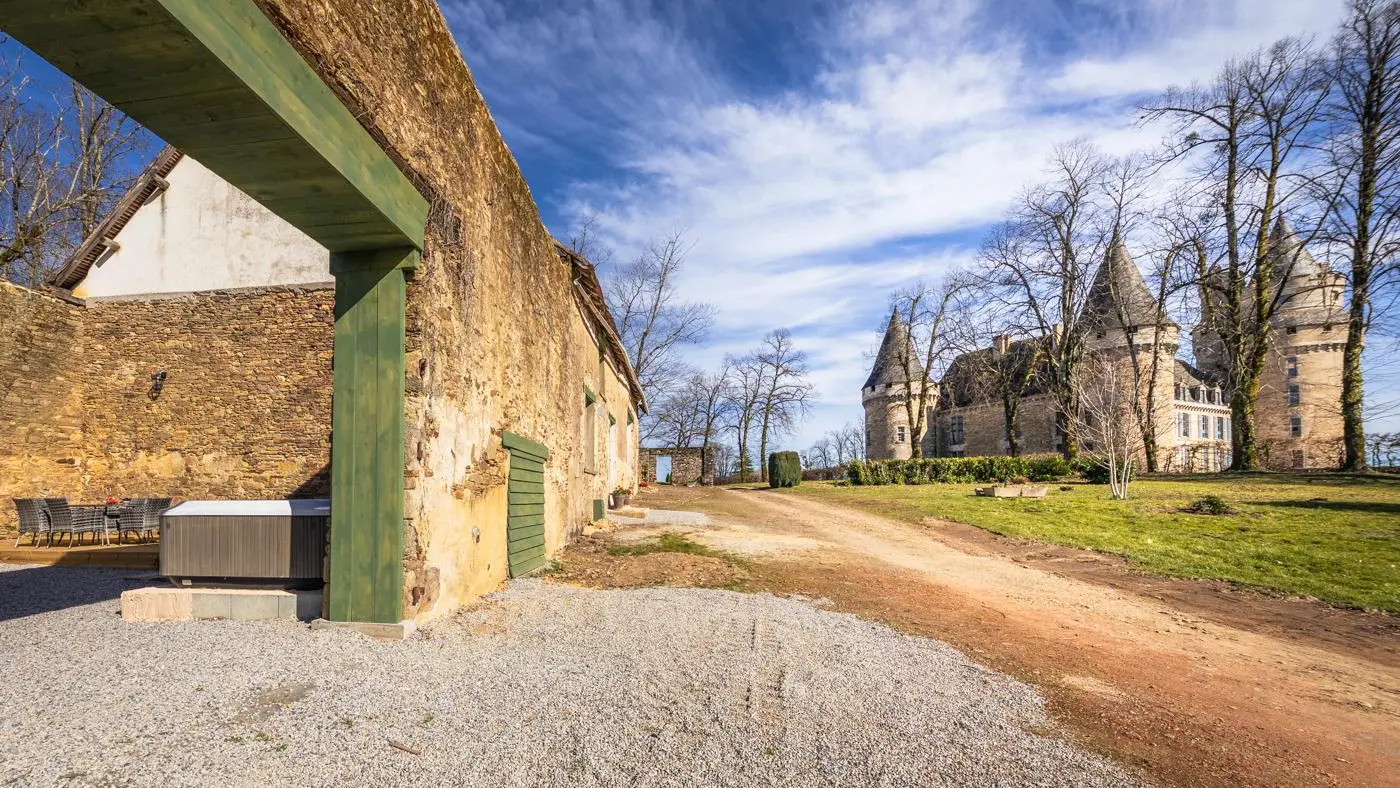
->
442, 0, 1359, 449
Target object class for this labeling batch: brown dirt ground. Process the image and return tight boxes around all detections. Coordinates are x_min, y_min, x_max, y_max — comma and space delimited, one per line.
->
548, 483, 1400, 788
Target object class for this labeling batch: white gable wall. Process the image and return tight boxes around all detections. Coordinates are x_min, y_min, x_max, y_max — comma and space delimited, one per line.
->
73, 156, 331, 298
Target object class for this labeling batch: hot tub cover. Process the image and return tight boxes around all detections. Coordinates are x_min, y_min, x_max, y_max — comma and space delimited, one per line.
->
163, 499, 330, 517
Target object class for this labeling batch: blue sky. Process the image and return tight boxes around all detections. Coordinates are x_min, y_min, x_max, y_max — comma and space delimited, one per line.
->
440, 0, 1383, 450
9, 0, 1391, 450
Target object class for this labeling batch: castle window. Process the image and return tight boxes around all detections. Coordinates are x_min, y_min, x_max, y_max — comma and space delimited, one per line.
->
1215, 416, 1225, 440
1292, 450, 1305, 468
896, 425, 906, 443
1289, 416, 1302, 438
1200, 415, 1210, 439
949, 415, 965, 445
1286, 325, 1297, 335
1286, 356, 1299, 377
1180, 414, 1191, 437
1288, 384, 1300, 407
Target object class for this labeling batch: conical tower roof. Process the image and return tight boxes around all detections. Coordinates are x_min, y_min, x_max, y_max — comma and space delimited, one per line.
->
1083, 241, 1165, 330
1269, 216, 1324, 280
863, 310, 912, 389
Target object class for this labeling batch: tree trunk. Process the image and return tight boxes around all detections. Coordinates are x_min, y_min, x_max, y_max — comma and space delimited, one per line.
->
1230, 380, 1261, 470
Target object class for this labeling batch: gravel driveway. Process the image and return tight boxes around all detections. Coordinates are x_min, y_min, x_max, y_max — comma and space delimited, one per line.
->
0, 564, 1142, 787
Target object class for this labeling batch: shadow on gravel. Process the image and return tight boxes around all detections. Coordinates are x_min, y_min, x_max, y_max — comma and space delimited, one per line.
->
0, 565, 149, 622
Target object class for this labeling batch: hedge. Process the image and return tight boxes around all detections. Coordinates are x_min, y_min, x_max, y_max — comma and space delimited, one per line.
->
768, 451, 802, 488
844, 454, 1073, 486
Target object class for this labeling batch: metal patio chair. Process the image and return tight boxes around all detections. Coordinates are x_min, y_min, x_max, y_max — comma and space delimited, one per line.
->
12, 499, 50, 547
113, 500, 146, 544
45, 499, 109, 547
138, 498, 171, 542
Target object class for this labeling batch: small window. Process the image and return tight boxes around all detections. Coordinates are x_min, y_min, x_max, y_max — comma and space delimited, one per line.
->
1215, 416, 1225, 440
1291, 450, 1305, 469
1289, 416, 1302, 438
1180, 414, 1191, 437
1200, 415, 1210, 438
1286, 356, 1299, 377
1286, 325, 1297, 335
896, 425, 906, 443
1287, 384, 1300, 407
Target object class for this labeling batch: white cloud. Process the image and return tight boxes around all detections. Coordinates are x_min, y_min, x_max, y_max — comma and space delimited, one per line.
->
443, 0, 1366, 447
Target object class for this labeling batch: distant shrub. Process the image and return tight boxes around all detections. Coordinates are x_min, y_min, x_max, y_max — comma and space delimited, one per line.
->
1076, 461, 1112, 485
1027, 456, 1072, 482
768, 451, 802, 488
843, 454, 1073, 486
1186, 494, 1234, 515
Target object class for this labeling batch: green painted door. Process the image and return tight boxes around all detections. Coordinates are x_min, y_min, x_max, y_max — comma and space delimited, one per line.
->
502, 431, 549, 577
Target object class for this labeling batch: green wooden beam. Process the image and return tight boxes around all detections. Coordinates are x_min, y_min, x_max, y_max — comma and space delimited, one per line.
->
328, 248, 413, 624
0, 0, 427, 252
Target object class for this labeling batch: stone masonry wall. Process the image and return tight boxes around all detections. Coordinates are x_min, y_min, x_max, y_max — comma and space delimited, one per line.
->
0, 281, 334, 531
641, 448, 711, 485
258, 0, 642, 621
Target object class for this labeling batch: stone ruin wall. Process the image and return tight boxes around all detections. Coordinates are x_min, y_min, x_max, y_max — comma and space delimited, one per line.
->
0, 280, 333, 532
258, 0, 641, 620
641, 448, 713, 485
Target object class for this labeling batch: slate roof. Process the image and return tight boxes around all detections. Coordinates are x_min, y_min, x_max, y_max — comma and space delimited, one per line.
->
863, 310, 913, 389
1082, 241, 1171, 331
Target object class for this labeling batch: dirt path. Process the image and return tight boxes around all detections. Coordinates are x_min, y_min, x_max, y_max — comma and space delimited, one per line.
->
601, 485, 1400, 788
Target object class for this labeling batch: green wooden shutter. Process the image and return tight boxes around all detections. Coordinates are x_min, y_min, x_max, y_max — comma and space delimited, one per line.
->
502, 431, 549, 577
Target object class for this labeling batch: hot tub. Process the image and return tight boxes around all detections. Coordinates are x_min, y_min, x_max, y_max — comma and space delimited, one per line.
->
160, 499, 329, 588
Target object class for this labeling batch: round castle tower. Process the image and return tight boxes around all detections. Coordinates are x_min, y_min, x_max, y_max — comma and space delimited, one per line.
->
862, 311, 922, 460
1257, 219, 1347, 467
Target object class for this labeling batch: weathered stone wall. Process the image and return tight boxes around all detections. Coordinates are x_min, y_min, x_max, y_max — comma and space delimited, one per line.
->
641, 447, 712, 485
937, 394, 1059, 458
1257, 326, 1346, 469
257, 0, 641, 620
0, 281, 334, 531
0, 282, 88, 517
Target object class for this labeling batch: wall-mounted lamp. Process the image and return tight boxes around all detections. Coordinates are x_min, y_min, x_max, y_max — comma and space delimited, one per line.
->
148, 369, 167, 400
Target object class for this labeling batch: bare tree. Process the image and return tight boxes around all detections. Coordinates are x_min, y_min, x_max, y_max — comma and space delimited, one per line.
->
754, 329, 816, 481
978, 140, 1112, 460
588, 229, 716, 433
804, 437, 835, 471
965, 225, 1048, 456
726, 352, 767, 482
835, 421, 867, 463
1144, 38, 1331, 469
888, 274, 964, 457
651, 362, 734, 451
1, 44, 149, 285
1075, 356, 1144, 499
1325, 0, 1400, 469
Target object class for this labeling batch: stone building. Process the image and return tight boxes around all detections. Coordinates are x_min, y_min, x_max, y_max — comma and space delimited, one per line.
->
640, 447, 714, 486
861, 312, 935, 459
863, 227, 1342, 471
0, 0, 647, 627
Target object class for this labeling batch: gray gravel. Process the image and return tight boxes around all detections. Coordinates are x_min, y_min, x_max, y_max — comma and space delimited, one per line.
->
0, 564, 1143, 787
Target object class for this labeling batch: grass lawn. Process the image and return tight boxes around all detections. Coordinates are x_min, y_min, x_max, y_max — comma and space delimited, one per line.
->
786, 474, 1400, 613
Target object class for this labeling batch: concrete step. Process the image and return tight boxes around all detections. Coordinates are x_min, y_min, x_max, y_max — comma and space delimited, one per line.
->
121, 586, 322, 622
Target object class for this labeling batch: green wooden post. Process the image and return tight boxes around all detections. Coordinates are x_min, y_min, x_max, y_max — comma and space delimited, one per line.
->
329, 248, 417, 623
